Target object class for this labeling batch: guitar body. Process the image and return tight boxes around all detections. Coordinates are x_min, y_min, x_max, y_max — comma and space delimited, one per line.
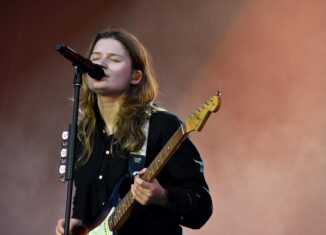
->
87, 207, 116, 235
85, 174, 130, 235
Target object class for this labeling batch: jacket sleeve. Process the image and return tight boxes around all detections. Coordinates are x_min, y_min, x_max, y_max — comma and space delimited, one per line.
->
153, 112, 213, 229
166, 137, 213, 229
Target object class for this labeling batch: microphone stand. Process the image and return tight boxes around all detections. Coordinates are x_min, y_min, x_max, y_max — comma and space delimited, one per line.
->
63, 68, 83, 235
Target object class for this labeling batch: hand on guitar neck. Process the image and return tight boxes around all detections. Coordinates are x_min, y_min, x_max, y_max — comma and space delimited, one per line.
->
131, 168, 170, 207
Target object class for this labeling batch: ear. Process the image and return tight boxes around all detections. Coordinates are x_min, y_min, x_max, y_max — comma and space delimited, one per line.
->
130, 70, 142, 85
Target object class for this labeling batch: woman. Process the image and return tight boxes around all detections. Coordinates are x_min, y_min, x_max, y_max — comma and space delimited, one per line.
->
55, 27, 212, 235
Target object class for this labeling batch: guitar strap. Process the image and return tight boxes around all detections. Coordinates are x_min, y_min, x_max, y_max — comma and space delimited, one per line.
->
128, 120, 150, 179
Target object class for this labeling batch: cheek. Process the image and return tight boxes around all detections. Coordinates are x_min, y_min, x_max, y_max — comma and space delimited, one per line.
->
111, 62, 133, 77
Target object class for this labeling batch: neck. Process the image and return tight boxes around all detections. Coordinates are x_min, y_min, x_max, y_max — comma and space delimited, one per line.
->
97, 94, 124, 134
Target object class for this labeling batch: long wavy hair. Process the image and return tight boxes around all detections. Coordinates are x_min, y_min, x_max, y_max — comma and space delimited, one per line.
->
76, 27, 158, 166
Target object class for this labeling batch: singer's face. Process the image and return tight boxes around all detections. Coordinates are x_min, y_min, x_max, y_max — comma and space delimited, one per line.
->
87, 38, 140, 97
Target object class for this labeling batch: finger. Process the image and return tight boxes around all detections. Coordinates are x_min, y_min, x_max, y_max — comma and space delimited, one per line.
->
134, 183, 155, 204
131, 184, 147, 205
56, 218, 65, 234
134, 181, 155, 198
132, 183, 147, 199
56, 225, 64, 235
56, 225, 63, 235
134, 175, 154, 190
137, 168, 147, 175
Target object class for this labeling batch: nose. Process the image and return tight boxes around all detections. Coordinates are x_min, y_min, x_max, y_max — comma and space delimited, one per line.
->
97, 57, 108, 70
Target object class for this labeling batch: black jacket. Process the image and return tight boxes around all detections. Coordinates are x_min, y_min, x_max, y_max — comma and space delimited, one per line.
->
72, 110, 213, 235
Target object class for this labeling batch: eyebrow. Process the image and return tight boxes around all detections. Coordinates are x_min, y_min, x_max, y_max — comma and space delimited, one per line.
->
91, 52, 122, 57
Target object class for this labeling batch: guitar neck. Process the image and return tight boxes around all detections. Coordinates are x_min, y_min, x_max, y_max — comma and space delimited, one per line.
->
143, 123, 188, 181
108, 123, 189, 231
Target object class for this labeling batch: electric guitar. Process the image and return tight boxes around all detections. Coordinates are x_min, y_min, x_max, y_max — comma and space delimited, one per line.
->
78, 92, 222, 235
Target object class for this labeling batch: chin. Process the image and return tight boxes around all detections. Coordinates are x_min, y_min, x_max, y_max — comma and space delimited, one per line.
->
95, 89, 126, 98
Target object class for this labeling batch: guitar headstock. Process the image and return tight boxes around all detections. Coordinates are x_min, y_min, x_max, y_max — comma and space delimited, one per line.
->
185, 91, 221, 133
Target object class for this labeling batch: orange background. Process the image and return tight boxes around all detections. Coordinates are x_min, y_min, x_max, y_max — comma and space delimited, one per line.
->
1, 0, 326, 234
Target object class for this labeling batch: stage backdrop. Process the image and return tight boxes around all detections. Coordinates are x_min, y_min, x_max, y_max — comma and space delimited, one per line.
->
1, 0, 326, 234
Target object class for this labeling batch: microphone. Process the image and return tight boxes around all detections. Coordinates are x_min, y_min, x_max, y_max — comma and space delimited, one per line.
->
55, 44, 105, 80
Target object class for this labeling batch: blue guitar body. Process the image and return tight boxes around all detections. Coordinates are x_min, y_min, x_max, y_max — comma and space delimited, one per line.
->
85, 174, 129, 235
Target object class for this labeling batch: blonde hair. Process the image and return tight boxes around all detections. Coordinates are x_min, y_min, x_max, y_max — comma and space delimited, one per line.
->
77, 27, 158, 166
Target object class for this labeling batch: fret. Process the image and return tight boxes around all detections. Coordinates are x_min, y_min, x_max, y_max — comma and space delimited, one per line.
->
115, 211, 119, 223
150, 160, 156, 173
155, 157, 158, 172
115, 210, 119, 221
148, 169, 152, 180
128, 192, 133, 206
115, 209, 119, 219
117, 208, 121, 220
128, 192, 133, 204
112, 213, 116, 225
115, 211, 119, 224
117, 205, 121, 216
161, 147, 166, 160
122, 202, 126, 213
120, 204, 124, 214
124, 195, 128, 207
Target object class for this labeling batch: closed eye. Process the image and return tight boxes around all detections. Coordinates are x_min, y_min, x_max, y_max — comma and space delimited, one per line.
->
90, 55, 100, 61
110, 56, 122, 62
